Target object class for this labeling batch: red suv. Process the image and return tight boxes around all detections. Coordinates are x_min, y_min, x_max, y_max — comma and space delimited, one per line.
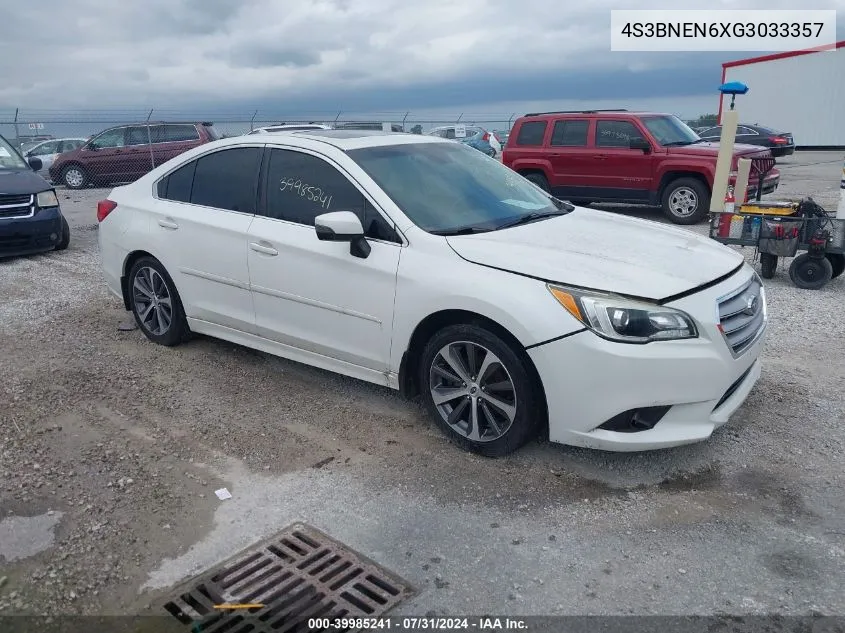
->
49, 122, 219, 190
502, 110, 780, 224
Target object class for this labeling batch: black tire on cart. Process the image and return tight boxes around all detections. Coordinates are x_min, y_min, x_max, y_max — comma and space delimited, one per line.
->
760, 253, 777, 279
826, 253, 845, 279
788, 254, 833, 290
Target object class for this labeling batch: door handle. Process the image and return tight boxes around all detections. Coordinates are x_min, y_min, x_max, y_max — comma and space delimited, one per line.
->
593, 155, 608, 160
250, 242, 278, 256
158, 219, 179, 230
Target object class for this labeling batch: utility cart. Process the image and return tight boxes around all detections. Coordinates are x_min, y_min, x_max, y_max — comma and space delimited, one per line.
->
709, 198, 845, 290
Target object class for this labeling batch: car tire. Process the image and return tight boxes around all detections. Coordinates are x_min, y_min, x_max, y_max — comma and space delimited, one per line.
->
419, 323, 541, 457
826, 253, 845, 279
54, 216, 70, 251
523, 172, 550, 193
128, 257, 191, 346
788, 254, 833, 290
760, 253, 777, 279
62, 165, 88, 190
661, 178, 710, 225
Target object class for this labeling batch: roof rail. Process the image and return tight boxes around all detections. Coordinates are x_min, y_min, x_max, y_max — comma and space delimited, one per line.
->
523, 109, 629, 116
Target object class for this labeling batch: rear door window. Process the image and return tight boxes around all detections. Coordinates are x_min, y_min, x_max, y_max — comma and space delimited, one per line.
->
550, 120, 589, 146
515, 121, 547, 146
126, 126, 151, 146
163, 124, 201, 142
189, 147, 262, 213
158, 160, 197, 203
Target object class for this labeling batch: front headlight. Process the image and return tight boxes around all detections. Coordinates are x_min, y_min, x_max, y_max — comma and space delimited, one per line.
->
548, 284, 698, 343
36, 190, 59, 208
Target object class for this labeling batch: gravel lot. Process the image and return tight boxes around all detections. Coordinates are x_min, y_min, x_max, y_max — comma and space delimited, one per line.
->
1, 151, 844, 617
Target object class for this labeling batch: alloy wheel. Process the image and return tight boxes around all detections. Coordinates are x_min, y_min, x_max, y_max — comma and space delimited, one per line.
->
428, 341, 517, 443
133, 267, 173, 336
64, 168, 84, 188
668, 187, 698, 217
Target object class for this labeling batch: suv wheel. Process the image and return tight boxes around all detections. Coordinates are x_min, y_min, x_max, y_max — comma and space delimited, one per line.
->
62, 165, 88, 190
661, 178, 710, 224
523, 172, 550, 193
419, 324, 541, 457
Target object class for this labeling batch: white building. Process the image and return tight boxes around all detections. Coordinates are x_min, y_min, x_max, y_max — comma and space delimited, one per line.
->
719, 41, 844, 149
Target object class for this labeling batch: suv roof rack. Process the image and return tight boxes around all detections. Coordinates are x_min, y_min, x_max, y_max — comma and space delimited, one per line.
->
523, 109, 629, 116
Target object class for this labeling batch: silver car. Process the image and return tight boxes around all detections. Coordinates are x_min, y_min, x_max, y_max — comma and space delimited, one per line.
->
22, 138, 87, 175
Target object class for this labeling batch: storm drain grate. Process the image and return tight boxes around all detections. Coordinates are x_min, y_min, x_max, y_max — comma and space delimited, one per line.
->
160, 523, 413, 633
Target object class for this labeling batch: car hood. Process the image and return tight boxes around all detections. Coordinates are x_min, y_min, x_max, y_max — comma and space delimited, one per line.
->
666, 142, 771, 158
445, 208, 744, 300
0, 169, 52, 195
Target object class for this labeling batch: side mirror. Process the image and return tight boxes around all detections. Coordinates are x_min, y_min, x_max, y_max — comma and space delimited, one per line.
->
28, 156, 43, 171
314, 211, 371, 259
629, 138, 651, 153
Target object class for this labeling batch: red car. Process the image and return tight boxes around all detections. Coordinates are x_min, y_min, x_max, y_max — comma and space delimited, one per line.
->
502, 110, 780, 224
49, 122, 219, 190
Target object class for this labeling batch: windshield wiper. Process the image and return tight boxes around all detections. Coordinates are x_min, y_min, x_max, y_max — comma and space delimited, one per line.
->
429, 226, 493, 236
494, 209, 569, 230
662, 140, 695, 147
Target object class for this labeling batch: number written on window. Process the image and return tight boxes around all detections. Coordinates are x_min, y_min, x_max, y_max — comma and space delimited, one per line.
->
279, 177, 332, 210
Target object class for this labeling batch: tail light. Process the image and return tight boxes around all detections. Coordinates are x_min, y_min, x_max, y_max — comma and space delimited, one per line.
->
97, 199, 118, 222
482, 132, 489, 142
770, 136, 787, 144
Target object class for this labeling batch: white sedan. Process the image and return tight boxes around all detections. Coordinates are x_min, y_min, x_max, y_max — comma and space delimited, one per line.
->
97, 131, 766, 456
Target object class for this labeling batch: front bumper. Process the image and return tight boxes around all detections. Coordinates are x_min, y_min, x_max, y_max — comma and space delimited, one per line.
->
528, 267, 766, 451
0, 207, 63, 258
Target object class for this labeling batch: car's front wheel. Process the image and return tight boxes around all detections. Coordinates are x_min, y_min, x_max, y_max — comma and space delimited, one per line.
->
661, 178, 710, 224
54, 216, 70, 251
419, 324, 541, 457
128, 257, 190, 346
62, 165, 88, 190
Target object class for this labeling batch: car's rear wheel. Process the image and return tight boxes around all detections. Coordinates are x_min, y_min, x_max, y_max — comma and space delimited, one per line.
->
419, 324, 540, 457
662, 178, 710, 224
128, 257, 190, 346
523, 172, 550, 193
54, 216, 70, 251
62, 165, 88, 190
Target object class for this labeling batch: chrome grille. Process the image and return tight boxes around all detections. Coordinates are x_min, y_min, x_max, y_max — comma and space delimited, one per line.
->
718, 276, 766, 356
0, 193, 34, 219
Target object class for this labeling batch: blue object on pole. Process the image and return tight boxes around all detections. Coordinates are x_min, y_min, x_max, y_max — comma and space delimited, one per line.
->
719, 81, 748, 110
719, 81, 749, 95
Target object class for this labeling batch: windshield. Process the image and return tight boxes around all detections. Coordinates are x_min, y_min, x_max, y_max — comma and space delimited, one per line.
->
349, 141, 570, 234
642, 115, 701, 146
0, 136, 28, 170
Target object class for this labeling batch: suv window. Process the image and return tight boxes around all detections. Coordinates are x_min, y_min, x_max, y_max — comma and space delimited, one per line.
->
126, 126, 151, 146
189, 147, 261, 212
264, 148, 400, 243
163, 124, 201, 142
92, 128, 126, 149
550, 120, 588, 146
596, 121, 645, 148
158, 160, 197, 203
736, 126, 756, 135
515, 121, 547, 146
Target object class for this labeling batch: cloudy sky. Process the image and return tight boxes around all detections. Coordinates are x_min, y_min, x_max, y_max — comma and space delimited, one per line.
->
0, 0, 842, 126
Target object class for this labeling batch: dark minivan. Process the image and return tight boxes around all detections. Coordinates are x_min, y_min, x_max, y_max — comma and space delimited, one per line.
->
0, 134, 70, 258
49, 121, 219, 189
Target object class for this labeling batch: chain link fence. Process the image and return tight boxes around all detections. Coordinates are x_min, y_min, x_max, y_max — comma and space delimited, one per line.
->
0, 108, 520, 189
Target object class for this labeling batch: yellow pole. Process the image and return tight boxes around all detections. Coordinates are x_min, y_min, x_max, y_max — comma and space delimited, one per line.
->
734, 158, 752, 206
709, 108, 739, 213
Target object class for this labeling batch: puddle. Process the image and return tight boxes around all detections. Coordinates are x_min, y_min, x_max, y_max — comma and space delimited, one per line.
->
0, 511, 64, 562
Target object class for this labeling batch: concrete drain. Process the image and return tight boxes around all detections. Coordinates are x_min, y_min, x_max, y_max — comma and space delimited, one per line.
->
161, 523, 413, 632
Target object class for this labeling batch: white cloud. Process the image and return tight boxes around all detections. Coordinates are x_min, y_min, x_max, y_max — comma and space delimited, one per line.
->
0, 0, 842, 109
